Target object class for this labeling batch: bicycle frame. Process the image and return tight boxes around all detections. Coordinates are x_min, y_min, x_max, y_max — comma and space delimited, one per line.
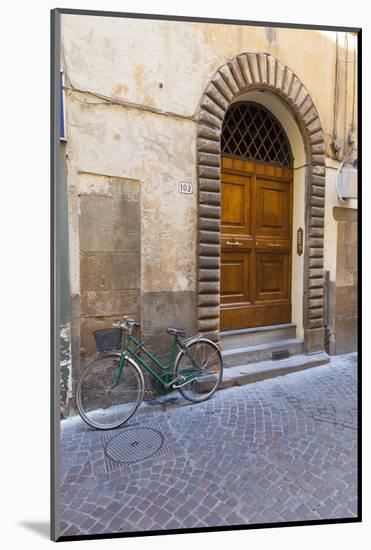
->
112, 332, 202, 390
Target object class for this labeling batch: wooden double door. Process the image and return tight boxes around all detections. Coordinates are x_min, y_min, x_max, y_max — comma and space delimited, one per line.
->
220, 156, 293, 331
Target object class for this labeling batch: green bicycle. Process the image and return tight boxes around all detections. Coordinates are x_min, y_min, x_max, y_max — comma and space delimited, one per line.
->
76, 316, 223, 430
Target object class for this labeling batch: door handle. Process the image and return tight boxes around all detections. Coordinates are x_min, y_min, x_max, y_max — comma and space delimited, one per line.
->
268, 243, 284, 247
226, 240, 243, 246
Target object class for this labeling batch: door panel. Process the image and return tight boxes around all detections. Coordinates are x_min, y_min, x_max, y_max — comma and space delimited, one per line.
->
255, 251, 290, 302
220, 156, 293, 331
221, 252, 251, 304
222, 184, 245, 227
220, 302, 291, 331
255, 179, 291, 239
221, 172, 251, 240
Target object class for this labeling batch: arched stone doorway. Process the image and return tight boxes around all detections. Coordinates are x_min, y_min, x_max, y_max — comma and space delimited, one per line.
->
196, 53, 326, 354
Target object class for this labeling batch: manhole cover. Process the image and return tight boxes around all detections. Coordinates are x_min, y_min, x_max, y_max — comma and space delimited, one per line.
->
100, 420, 171, 473
104, 427, 165, 464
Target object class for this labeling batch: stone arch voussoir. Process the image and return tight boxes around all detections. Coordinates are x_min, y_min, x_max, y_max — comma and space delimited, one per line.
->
196, 53, 326, 354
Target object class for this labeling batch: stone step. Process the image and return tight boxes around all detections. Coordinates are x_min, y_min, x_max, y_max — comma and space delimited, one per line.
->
220, 323, 297, 350
220, 352, 330, 389
222, 338, 305, 368
132, 351, 331, 416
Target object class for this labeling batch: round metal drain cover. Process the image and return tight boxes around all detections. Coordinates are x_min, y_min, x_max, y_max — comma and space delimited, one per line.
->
104, 427, 164, 464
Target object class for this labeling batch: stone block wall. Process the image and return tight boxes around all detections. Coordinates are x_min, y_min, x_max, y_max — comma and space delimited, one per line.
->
334, 207, 358, 354
78, 174, 140, 370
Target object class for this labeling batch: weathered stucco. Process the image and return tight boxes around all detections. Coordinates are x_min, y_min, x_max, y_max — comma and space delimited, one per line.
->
65, 99, 198, 296
61, 17, 356, 155
60, 15, 358, 396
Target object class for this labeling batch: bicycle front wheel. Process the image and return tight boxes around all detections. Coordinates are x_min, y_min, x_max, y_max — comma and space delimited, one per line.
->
76, 353, 144, 430
174, 338, 223, 403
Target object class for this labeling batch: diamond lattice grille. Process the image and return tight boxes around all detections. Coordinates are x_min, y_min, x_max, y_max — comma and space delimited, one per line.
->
221, 102, 293, 167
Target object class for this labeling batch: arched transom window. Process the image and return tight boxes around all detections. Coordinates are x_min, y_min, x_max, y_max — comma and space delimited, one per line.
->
221, 101, 293, 167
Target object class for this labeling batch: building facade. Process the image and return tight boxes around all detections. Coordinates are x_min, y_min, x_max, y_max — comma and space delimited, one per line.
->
59, 14, 358, 414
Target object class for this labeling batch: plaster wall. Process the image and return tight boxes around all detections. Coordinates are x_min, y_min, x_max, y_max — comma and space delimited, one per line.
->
64, 95, 198, 374
60, 15, 358, 381
61, 17, 357, 287
61, 16, 357, 158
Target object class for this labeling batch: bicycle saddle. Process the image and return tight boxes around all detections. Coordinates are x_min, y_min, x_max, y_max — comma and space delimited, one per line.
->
166, 327, 186, 337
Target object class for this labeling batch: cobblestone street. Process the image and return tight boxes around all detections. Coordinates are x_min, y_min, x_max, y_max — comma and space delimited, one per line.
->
59, 353, 358, 538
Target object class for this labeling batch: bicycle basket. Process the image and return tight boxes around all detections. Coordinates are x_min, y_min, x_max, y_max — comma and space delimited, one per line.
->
93, 328, 122, 351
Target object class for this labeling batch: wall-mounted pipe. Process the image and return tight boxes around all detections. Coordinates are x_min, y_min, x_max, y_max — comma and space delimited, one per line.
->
351, 43, 356, 133
343, 32, 349, 158
332, 33, 340, 159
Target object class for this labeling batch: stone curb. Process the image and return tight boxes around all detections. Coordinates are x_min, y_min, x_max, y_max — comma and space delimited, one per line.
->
62, 352, 331, 425
220, 352, 330, 389
135, 351, 331, 416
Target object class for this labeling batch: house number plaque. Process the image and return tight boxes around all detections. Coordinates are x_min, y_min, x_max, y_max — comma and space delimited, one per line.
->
178, 182, 193, 194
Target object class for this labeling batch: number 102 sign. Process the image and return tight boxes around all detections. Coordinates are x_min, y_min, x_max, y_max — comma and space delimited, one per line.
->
178, 182, 193, 194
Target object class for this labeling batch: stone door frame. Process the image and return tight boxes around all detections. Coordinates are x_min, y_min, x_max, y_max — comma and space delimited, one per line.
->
196, 53, 326, 354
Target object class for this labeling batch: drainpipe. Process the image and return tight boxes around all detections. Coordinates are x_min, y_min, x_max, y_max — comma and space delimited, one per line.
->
350, 42, 356, 139
331, 32, 341, 159
343, 32, 349, 159
324, 270, 335, 354
335, 33, 357, 203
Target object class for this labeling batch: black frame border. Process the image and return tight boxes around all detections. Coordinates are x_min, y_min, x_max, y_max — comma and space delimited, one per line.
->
51, 8, 362, 542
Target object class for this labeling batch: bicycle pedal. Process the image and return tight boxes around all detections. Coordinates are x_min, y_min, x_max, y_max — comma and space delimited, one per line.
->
172, 378, 194, 389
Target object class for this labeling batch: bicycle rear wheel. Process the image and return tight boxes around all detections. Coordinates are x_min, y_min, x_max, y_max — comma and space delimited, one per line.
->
174, 338, 223, 403
76, 353, 144, 430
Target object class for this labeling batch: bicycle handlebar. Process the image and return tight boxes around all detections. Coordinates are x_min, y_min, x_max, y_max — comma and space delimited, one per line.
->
113, 316, 141, 331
